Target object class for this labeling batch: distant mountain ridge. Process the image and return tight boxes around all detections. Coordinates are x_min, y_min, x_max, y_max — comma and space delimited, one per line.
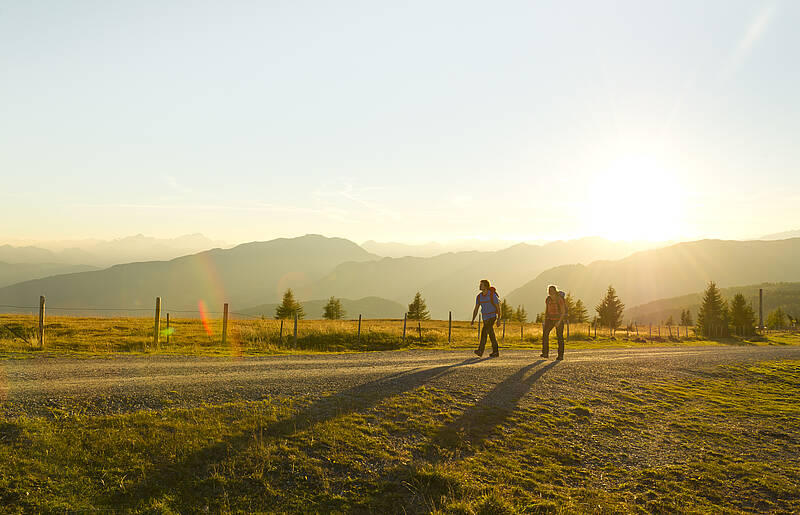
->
0, 235, 376, 314
311, 237, 665, 319
0, 262, 98, 289
0, 233, 227, 267
506, 239, 800, 315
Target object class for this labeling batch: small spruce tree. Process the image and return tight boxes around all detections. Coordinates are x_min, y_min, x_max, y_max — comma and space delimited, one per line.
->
729, 294, 756, 335
500, 299, 514, 320
680, 309, 694, 326
322, 296, 346, 320
407, 292, 431, 321
595, 285, 625, 333
697, 281, 729, 336
766, 308, 786, 330
275, 288, 305, 319
665, 314, 675, 326
571, 298, 589, 323
514, 305, 528, 323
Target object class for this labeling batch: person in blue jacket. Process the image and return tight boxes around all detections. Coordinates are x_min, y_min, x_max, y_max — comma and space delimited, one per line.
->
471, 279, 501, 357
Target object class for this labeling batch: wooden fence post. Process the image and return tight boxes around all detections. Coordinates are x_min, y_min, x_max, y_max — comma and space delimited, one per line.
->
279, 319, 284, 344
566, 320, 570, 341
448, 311, 452, 344
658, 323, 661, 338
357, 314, 362, 342
520, 322, 523, 341
222, 303, 229, 345
418, 321, 422, 344
634, 322, 638, 337
153, 297, 161, 351
503, 319, 506, 340
293, 314, 298, 346
402, 313, 407, 344
668, 324, 672, 338
38, 295, 45, 349
166, 313, 170, 344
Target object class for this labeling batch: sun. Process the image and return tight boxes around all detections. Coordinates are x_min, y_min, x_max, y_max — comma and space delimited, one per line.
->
583, 154, 685, 241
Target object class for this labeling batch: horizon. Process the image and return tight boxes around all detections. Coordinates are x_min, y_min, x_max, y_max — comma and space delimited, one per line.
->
2, 1, 799, 244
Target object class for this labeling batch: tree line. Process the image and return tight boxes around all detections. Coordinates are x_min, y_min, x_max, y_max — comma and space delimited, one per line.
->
272, 283, 796, 334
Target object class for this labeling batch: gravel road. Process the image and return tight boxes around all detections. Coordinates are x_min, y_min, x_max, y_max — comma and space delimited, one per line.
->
2, 345, 799, 417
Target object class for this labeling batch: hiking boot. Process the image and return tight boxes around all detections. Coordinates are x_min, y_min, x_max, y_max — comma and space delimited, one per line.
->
489, 352, 500, 358
556, 356, 564, 361
474, 350, 483, 357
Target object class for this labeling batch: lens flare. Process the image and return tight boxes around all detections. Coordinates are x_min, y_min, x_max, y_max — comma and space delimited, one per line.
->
198, 300, 213, 336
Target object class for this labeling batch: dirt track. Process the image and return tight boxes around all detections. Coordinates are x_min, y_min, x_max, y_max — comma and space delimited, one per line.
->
2, 345, 799, 417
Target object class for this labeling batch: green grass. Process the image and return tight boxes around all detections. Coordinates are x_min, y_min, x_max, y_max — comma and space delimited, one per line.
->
1, 360, 799, 512
2, 314, 798, 357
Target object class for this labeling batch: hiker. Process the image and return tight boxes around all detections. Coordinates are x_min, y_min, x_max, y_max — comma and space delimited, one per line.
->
471, 279, 501, 357
542, 285, 567, 360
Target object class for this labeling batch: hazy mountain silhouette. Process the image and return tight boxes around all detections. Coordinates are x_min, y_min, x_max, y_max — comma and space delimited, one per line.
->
0, 234, 227, 267
238, 296, 405, 319
0, 262, 98, 289
506, 239, 800, 316
0, 235, 376, 314
625, 282, 800, 325
760, 229, 800, 240
311, 238, 660, 319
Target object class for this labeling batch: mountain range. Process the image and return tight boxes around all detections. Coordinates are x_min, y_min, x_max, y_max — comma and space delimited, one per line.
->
1, 235, 799, 320
505, 238, 800, 315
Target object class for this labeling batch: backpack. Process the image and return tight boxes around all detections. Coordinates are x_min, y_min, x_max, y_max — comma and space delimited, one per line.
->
546, 291, 568, 316
488, 286, 501, 317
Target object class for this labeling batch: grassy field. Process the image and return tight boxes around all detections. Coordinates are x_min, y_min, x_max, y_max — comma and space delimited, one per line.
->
1, 358, 798, 513
2, 314, 796, 356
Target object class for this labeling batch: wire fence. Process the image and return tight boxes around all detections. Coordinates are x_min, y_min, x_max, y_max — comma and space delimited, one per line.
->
0, 296, 716, 354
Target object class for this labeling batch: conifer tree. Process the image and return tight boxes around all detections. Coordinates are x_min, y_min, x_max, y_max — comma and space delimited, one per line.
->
407, 292, 430, 321
595, 285, 625, 333
514, 305, 528, 323
729, 294, 756, 335
766, 308, 786, 330
500, 299, 514, 320
680, 309, 694, 326
322, 296, 346, 320
697, 281, 729, 336
571, 299, 589, 323
275, 288, 305, 319
665, 314, 675, 326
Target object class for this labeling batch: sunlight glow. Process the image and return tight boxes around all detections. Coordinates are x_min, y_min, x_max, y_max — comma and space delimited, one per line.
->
583, 154, 685, 241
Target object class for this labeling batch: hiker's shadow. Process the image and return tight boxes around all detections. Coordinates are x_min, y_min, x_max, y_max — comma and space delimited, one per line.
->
427, 360, 559, 459
107, 356, 480, 510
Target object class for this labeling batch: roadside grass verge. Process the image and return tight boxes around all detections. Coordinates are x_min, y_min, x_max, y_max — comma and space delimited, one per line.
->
2, 314, 798, 357
1, 360, 799, 512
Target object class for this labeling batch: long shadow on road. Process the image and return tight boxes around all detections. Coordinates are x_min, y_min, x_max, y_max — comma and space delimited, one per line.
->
106, 357, 480, 510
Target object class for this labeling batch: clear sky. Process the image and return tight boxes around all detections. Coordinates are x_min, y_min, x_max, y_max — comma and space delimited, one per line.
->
2, 0, 798, 245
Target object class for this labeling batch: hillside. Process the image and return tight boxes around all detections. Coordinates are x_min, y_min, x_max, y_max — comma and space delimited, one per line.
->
506, 239, 800, 315
238, 296, 405, 320
625, 282, 800, 324
0, 235, 377, 314
0, 262, 98, 288
310, 238, 656, 319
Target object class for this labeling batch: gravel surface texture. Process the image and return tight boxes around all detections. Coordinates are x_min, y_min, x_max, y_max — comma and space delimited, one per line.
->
2, 346, 799, 417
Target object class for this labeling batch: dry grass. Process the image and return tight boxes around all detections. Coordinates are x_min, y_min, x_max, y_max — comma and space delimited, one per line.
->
1, 314, 796, 356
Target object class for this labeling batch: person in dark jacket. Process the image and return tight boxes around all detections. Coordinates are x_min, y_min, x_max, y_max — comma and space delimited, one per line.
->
471, 279, 501, 357
542, 284, 566, 360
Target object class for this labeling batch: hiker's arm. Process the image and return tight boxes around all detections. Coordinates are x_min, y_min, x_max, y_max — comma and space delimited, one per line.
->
471, 304, 479, 325
558, 298, 567, 325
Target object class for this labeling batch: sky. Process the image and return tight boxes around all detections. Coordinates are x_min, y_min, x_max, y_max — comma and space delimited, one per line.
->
1, 0, 798, 245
